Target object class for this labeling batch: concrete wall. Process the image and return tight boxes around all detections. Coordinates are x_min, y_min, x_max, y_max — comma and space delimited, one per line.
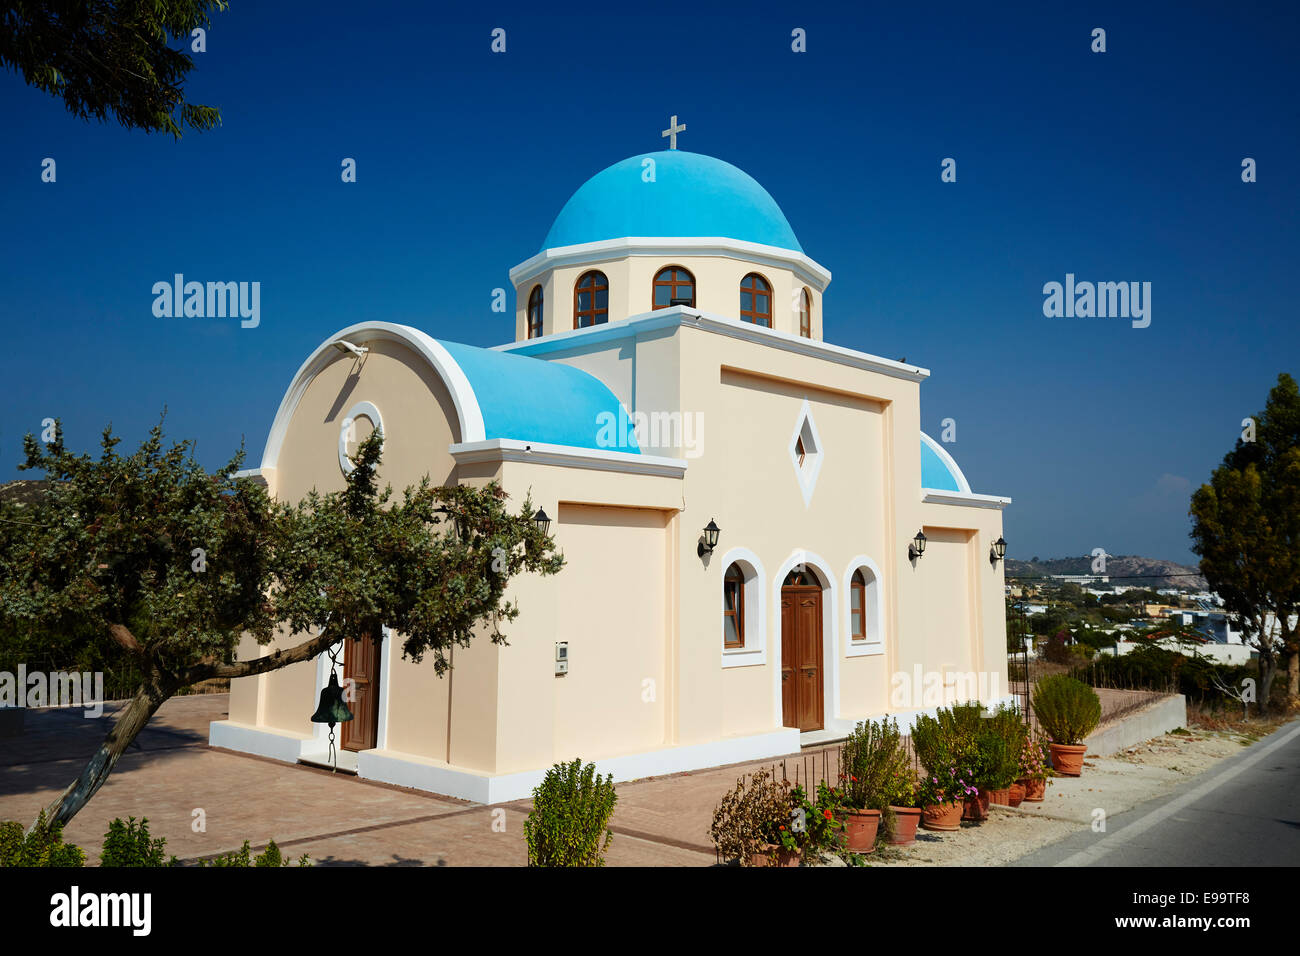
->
1085, 694, 1189, 756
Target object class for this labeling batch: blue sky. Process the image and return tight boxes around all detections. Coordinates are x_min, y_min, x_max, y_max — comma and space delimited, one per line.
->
1, 1, 1296, 564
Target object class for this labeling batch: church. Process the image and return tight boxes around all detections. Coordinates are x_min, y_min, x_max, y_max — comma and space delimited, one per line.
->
209, 122, 1013, 803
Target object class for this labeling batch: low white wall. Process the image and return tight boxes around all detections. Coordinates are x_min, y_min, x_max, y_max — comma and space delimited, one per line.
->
1084, 694, 1188, 756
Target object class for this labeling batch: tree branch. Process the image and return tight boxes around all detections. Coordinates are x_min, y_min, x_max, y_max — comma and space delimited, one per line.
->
184, 629, 337, 683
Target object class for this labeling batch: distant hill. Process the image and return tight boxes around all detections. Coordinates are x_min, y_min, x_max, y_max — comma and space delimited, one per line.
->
1005, 554, 1207, 591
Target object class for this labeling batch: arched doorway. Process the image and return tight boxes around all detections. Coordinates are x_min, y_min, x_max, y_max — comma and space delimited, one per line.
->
781, 569, 824, 731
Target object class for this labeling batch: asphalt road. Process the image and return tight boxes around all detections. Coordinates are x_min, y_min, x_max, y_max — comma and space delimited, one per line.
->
1014, 720, 1300, 866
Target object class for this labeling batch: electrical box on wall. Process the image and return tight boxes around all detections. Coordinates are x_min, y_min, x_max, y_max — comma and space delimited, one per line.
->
555, 641, 568, 675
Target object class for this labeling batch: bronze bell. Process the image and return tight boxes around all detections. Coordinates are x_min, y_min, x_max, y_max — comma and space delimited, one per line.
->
310, 669, 354, 726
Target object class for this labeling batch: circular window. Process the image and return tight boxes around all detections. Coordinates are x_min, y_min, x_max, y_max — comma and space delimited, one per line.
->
338, 401, 383, 475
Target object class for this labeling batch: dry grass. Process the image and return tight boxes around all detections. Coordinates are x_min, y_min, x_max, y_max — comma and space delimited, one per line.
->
1186, 702, 1292, 739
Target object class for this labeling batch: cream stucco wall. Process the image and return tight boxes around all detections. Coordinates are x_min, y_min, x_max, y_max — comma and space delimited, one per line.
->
515, 253, 824, 341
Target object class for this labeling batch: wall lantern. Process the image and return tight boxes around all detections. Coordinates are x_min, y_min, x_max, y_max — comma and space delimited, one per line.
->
310, 646, 353, 772
908, 529, 927, 561
990, 536, 1007, 565
533, 508, 552, 535
698, 519, 721, 557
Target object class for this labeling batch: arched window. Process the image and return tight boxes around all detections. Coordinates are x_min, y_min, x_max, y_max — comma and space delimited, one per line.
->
850, 569, 867, 641
653, 266, 695, 309
527, 285, 544, 339
740, 273, 771, 327
799, 288, 812, 338
724, 563, 745, 648
574, 271, 609, 328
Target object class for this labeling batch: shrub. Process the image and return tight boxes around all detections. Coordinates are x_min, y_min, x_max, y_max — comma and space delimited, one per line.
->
0, 812, 85, 867
200, 839, 310, 867
1032, 674, 1101, 744
975, 704, 1027, 791
524, 758, 618, 867
839, 718, 908, 811
710, 769, 799, 864
100, 817, 177, 867
911, 705, 981, 804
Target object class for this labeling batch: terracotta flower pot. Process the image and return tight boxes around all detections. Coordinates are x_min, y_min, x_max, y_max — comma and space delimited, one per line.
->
839, 808, 881, 853
748, 844, 802, 867
1008, 783, 1025, 808
921, 801, 962, 831
987, 786, 1013, 806
1020, 777, 1046, 801
1049, 743, 1087, 777
887, 806, 923, 846
962, 791, 991, 822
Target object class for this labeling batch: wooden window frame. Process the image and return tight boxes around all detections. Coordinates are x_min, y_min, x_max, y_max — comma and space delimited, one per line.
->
653, 265, 695, 310
527, 285, 544, 339
740, 272, 772, 327
574, 271, 609, 328
850, 568, 867, 641
724, 563, 745, 649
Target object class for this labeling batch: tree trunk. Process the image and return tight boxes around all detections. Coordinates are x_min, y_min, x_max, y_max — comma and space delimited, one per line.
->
34, 675, 174, 833
1288, 651, 1300, 712
1259, 656, 1278, 715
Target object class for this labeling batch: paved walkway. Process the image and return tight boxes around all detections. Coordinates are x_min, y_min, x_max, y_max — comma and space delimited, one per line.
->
0, 694, 829, 866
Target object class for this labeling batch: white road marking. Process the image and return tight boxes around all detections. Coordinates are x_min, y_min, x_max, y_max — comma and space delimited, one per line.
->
1054, 721, 1300, 867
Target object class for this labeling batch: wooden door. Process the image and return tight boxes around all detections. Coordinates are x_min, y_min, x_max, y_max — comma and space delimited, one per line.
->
780, 583, 824, 732
341, 632, 382, 752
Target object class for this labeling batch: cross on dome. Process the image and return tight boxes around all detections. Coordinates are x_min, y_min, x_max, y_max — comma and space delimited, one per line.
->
661, 114, 686, 149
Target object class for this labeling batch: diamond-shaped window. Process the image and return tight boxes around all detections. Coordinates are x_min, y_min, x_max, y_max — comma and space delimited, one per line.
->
788, 400, 823, 506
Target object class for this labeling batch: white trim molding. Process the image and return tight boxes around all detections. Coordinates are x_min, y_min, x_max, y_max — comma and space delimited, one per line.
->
338, 400, 383, 476
450, 438, 687, 478
509, 236, 833, 290
495, 305, 930, 384
788, 399, 824, 508
771, 549, 840, 729
922, 489, 1013, 510
842, 555, 886, 658
261, 321, 486, 471
718, 547, 768, 668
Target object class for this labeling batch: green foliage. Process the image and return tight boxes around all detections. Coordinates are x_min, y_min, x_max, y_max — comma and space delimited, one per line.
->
0, 418, 563, 827
1074, 646, 1267, 709
524, 759, 618, 867
839, 718, 908, 811
1190, 372, 1300, 709
0, 1, 229, 137
200, 839, 310, 867
99, 817, 177, 867
0, 812, 85, 867
1032, 675, 1101, 745
977, 704, 1028, 790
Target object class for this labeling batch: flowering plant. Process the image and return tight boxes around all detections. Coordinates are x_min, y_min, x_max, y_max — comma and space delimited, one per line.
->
1019, 729, 1054, 780
915, 764, 977, 807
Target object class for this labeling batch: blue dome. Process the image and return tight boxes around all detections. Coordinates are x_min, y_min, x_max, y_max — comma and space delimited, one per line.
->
437, 340, 639, 452
920, 433, 970, 493
542, 151, 802, 253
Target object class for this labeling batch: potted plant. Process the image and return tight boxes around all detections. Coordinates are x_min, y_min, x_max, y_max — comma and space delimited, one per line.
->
980, 704, 1027, 808
1017, 729, 1053, 801
911, 709, 976, 831
710, 769, 806, 866
1031, 675, 1101, 776
837, 719, 904, 852
883, 762, 923, 845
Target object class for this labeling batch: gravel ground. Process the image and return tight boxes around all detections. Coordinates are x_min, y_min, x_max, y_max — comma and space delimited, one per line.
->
865, 725, 1285, 867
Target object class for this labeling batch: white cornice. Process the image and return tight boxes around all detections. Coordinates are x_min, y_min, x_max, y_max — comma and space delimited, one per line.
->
922, 489, 1012, 510
261, 321, 486, 471
450, 438, 687, 478
496, 306, 931, 383
508, 236, 833, 289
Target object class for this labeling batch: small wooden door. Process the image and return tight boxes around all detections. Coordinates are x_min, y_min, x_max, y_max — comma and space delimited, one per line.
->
341, 632, 382, 752
781, 574, 824, 732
